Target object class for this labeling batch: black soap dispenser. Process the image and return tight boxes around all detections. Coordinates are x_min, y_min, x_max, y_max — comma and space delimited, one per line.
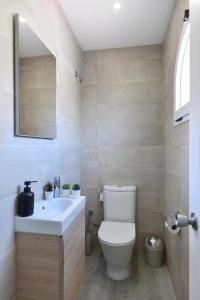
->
18, 181, 37, 217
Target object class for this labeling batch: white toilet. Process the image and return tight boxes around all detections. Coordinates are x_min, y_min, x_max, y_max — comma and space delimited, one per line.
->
98, 185, 136, 281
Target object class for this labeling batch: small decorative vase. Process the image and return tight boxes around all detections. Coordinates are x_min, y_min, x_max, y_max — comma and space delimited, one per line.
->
72, 190, 81, 198
45, 191, 53, 200
62, 189, 71, 198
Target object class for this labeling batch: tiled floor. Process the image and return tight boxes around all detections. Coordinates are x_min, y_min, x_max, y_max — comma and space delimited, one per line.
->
77, 250, 176, 300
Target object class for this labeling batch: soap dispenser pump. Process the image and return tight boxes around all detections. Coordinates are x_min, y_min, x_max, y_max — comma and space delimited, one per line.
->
18, 181, 37, 217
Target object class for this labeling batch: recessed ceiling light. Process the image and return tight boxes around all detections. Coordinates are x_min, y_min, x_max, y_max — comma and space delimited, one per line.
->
113, 2, 122, 10
19, 16, 26, 23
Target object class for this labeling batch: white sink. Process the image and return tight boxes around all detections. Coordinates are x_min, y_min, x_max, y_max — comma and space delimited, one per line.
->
15, 196, 85, 236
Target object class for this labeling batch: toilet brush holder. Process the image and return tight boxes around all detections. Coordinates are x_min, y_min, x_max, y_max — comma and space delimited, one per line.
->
85, 210, 93, 256
85, 231, 92, 256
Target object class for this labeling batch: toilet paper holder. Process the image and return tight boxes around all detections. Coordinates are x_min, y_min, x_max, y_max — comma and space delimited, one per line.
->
166, 212, 198, 233
177, 213, 198, 230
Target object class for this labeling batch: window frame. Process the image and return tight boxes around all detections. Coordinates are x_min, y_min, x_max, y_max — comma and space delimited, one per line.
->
174, 21, 190, 126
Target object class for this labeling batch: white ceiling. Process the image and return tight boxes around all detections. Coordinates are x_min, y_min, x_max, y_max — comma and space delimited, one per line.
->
59, 0, 176, 51
19, 20, 51, 58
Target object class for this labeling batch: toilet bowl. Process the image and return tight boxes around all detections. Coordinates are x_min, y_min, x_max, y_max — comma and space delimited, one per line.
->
98, 221, 136, 280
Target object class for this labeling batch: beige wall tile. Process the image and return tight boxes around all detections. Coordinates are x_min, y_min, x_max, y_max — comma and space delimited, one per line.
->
58, 62, 81, 101
0, 197, 15, 258
137, 211, 163, 234
98, 146, 163, 168
99, 167, 162, 191
97, 59, 162, 83
82, 45, 163, 249
164, 173, 181, 216
0, 2, 83, 299
180, 122, 189, 145
82, 148, 98, 168
137, 188, 163, 213
57, 116, 81, 147
164, 146, 181, 178
59, 147, 81, 175
0, 36, 13, 94
83, 51, 97, 66
97, 45, 162, 64
0, 249, 15, 300
82, 187, 99, 209
0, 91, 14, 144
82, 64, 97, 86
82, 106, 97, 129
97, 81, 162, 105
97, 48, 121, 64
82, 85, 97, 106
82, 128, 98, 147
57, 85, 81, 121
0, 145, 60, 200
163, 0, 189, 298
82, 167, 99, 188
97, 104, 162, 126
98, 124, 163, 146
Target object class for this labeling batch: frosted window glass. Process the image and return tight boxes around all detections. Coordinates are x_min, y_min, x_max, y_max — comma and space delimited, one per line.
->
180, 37, 190, 107
175, 23, 190, 113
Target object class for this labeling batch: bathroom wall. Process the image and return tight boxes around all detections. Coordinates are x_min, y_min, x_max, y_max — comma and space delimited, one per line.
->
82, 46, 164, 250
0, 1, 82, 299
20, 55, 56, 137
163, 0, 189, 299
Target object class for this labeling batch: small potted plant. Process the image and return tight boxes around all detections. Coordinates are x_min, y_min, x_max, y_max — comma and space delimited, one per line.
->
44, 182, 54, 200
72, 184, 81, 198
62, 183, 71, 197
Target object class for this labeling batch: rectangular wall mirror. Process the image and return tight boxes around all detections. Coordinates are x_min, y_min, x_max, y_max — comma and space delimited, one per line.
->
14, 14, 56, 139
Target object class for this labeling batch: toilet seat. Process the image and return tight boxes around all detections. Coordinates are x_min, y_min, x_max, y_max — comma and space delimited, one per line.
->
98, 221, 136, 247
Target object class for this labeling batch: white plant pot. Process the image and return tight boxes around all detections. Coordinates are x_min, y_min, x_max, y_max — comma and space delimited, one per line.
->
45, 191, 54, 200
72, 190, 81, 198
62, 189, 71, 198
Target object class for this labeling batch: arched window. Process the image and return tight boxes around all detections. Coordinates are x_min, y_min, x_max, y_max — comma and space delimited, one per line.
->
174, 18, 190, 124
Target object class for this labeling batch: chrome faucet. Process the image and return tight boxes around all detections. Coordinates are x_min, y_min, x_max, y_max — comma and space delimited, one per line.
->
53, 176, 61, 198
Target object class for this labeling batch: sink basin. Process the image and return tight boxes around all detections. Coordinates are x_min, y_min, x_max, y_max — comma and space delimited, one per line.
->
15, 196, 85, 236
30, 198, 73, 219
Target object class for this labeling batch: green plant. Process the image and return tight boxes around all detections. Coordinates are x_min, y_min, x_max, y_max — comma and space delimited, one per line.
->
44, 182, 54, 192
62, 183, 71, 190
72, 184, 80, 191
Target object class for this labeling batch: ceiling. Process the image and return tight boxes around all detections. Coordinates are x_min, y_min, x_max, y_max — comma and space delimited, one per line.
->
19, 20, 51, 58
59, 0, 176, 51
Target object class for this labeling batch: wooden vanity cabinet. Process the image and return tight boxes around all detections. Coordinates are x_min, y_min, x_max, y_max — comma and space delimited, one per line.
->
16, 208, 85, 300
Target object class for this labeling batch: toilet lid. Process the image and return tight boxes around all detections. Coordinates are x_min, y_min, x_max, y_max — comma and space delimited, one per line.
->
98, 221, 136, 247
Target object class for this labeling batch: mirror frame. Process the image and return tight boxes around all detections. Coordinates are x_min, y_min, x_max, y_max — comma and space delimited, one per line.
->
14, 14, 56, 140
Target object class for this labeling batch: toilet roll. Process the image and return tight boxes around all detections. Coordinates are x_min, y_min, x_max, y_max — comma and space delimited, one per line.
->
165, 215, 180, 234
